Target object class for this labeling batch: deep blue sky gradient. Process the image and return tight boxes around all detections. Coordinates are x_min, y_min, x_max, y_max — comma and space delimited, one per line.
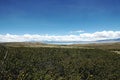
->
0, 0, 120, 35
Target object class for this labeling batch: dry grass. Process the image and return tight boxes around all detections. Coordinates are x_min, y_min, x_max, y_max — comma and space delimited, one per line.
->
0, 42, 120, 50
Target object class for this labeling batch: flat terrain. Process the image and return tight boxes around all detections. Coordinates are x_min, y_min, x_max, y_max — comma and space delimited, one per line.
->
0, 42, 120, 80
1, 42, 120, 49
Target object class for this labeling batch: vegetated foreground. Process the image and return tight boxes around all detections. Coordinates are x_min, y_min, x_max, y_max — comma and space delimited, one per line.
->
0, 45, 120, 80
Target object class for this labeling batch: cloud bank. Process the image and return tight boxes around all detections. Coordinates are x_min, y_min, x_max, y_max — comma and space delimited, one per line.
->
0, 31, 120, 42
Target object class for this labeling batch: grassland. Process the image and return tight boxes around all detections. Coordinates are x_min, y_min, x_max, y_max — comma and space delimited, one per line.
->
0, 42, 120, 80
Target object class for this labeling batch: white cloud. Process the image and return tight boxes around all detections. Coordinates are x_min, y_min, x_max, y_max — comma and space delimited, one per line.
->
0, 31, 120, 42
70, 30, 84, 34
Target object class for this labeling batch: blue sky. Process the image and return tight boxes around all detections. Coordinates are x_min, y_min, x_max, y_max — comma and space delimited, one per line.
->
0, 0, 120, 42
0, 0, 120, 34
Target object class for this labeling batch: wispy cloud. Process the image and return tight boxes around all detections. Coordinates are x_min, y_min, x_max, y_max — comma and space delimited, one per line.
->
70, 30, 84, 34
0, 31, 120, 42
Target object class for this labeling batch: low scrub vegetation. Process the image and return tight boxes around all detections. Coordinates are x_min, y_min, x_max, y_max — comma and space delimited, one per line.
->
0, 45, 120, 80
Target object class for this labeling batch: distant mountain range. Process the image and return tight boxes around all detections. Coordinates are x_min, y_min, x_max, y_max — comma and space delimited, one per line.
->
41, 38, 120, 44
96, 38, 120, 42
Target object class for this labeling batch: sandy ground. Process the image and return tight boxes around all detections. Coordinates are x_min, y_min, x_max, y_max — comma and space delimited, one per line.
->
112, 51, 120, 54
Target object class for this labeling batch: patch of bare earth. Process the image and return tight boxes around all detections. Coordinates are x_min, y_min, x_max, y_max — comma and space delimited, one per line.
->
112, 51, 120, 54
